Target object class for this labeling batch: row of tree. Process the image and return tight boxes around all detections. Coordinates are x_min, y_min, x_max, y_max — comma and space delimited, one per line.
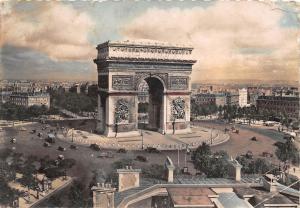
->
0, 103, 59, 121
50, 91, 97, 114
191, 101, 218, 118
191, 102, 296, 129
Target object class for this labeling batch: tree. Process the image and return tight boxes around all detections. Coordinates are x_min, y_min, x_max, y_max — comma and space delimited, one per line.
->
19, 163, 38, 201
275, 136, 299, 165
236, 156, 273, 174
192, 142, 212, 174
0, 161, 16, 182
142, 164, 165, 180
68, 180, 88, 207
58, 158, 76, 179
206, 152, 229, 178
192, 144, 230, 178
0, 179, 20, 206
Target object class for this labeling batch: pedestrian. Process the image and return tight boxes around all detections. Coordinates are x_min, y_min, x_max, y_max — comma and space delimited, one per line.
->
293, 167, 296, 173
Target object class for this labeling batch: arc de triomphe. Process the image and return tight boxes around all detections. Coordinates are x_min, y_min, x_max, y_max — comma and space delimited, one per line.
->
94, 40, 196, 137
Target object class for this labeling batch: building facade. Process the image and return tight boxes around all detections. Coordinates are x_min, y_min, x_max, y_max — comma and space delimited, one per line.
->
215, 93, 227, 106
192, 93, 216, 106
256, 95, 299, 118
9, 92, 50, 108
239, 88, 248, 107
226, 92, 239, 106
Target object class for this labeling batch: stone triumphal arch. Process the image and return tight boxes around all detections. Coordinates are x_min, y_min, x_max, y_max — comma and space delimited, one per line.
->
94, 40, 196, 137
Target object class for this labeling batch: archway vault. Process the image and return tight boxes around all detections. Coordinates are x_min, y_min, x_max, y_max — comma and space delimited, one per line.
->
94, 40, 197, 137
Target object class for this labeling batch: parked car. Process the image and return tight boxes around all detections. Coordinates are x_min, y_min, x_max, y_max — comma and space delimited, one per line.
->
44, 142, 51, 147
57, 146, 66, 151
10, 138, 16, 144
90, 144, 101, 151
232, 129, 239, 134
250, 136, 257, 141
97, 151, 114, 158
46, 134, 56, 143
145, 147, 160, 153
37, 132, 43, 137
57, 155, 64, 160
117, 148, 127, 153
70, 144, 78, 150
30, 129, 36, 134
135, 155, 147, 162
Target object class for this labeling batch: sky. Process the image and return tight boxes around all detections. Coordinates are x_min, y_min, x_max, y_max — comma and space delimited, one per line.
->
0, 0, 299, 83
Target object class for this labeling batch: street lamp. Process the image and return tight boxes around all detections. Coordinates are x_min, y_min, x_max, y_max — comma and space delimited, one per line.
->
140, 116, 146, 150
71, 128, 74, 143
210, 127, 214, 145
172, 117, 176, 135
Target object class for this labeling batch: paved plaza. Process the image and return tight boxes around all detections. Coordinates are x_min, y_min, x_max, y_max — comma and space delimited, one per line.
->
57, 126, 230, 150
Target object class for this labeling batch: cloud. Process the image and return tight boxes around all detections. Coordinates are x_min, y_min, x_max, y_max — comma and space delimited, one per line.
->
1, 1, 96, 61
1, 44, 97, 81
121, 1, 299, 82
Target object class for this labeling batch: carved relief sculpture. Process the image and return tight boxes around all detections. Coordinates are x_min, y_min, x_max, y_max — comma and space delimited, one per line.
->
171, 97, 185, 120
115, 99, 129, 123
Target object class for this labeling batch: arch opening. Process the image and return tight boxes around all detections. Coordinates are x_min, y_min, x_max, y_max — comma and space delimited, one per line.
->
138, 77, 165, 132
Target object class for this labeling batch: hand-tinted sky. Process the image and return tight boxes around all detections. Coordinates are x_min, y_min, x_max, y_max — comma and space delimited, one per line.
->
1, 0, 299, 82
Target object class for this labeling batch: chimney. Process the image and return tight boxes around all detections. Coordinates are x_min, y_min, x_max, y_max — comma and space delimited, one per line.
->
117, 167, 141, 192
165, 156, 175, 183
227, 158, 242, 181
91, 183, 116, 208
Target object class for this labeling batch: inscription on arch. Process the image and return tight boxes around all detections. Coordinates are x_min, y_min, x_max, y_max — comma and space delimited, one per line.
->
169, 76, 188, 90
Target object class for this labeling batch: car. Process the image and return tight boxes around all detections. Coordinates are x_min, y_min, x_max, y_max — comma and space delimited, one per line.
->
98, 152, 108, 158
45, 137, 56, 143
57, 146, 66, 151
232, 129, 239, 134
44, 142, 51, 147
38, 132, 43, 137
58, 155, 64, 160
45, 134, 56, 143
70, 144, 78, 150
30, 129, 36, 134
262, 152, 273, 158
10, 138, 16, 144
145, 147, 161, 153
90, 144, 101, 151
117, 148, 127, 153
250, 136, 257, 141
135, 155, 147, 162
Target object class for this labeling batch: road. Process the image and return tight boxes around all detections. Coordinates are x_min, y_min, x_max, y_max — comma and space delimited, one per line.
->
194, 120, 285, 164
1, 123, 194, 187
1, 119, 288, 188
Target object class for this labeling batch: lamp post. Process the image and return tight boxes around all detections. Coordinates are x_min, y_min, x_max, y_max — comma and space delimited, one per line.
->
210, 127, 213, 145
142, 118, 146, 149
71, 128, 74, 143
172, 117, 176, 135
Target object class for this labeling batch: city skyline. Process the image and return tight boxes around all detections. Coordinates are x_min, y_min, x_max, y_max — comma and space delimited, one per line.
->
1, 1, 299, 82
